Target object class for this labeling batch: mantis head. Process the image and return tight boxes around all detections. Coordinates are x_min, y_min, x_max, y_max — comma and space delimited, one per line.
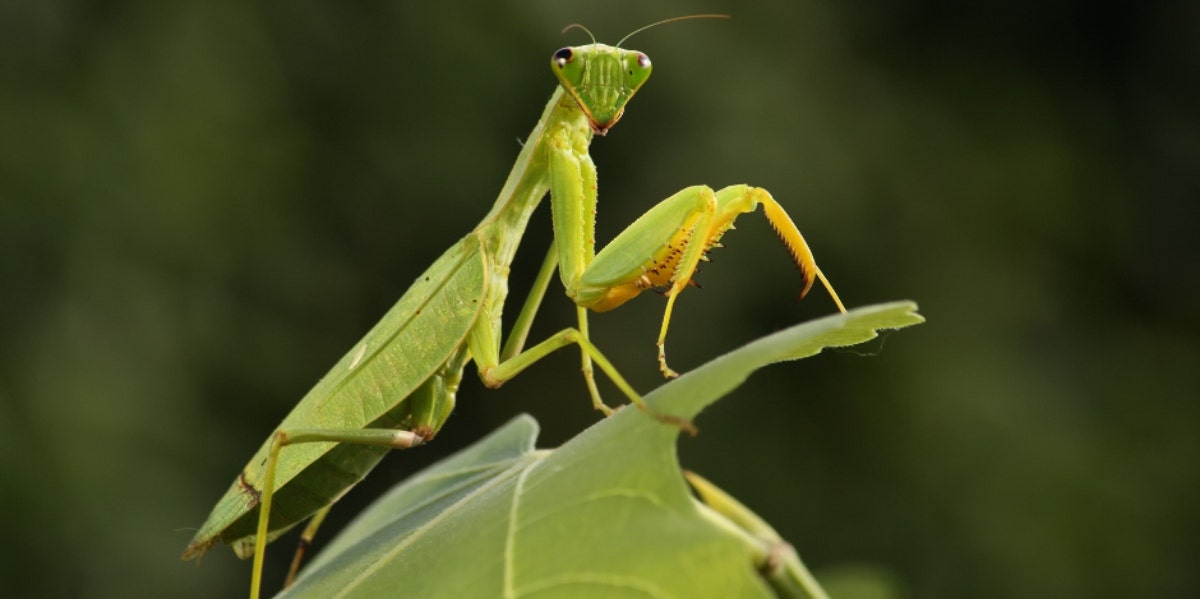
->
550, 15, 728, 135
551, 44, 652, 136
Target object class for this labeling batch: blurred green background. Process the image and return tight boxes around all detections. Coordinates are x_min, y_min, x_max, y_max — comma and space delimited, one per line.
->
2, 0, 1197, 597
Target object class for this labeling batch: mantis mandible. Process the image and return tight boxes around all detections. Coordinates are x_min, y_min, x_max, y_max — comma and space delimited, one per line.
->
183, 17, 845, 598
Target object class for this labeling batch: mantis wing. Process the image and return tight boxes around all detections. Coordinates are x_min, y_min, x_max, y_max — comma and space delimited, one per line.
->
185, 236, 488, 559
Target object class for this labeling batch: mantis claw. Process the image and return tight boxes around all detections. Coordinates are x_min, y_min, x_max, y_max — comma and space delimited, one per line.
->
657, 343, 680, 379
635, 402, 698, 437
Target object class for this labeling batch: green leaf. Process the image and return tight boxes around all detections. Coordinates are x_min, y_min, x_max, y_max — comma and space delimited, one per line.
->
280, 301, 923, 598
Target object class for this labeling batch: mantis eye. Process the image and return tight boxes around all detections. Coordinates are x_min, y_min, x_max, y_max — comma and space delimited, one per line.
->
553, 47, 574, 67
637, 53, 650, 68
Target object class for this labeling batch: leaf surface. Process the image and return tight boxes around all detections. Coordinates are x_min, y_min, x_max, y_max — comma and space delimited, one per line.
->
282, 301, 924, 598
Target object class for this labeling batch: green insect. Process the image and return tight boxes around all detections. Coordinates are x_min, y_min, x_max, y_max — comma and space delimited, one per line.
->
183, 16, 845, 598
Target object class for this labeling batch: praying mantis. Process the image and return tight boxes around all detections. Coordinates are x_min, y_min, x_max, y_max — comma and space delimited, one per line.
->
183, 17, 845, 598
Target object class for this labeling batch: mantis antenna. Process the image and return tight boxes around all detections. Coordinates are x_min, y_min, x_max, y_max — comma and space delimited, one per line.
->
617, 14, 731, 48
561, 14, 731, 47
561, 23, 597, 43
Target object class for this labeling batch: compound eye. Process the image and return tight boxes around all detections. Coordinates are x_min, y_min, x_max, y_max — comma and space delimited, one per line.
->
553, 47, 574, 67
636, 52, 650, 68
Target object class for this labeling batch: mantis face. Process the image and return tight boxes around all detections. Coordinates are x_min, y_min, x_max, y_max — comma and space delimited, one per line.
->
551, 43, 652, 135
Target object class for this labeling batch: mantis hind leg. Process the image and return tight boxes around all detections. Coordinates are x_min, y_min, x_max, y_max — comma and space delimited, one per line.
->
249, 427, 425, 599
283, 505, 331, 588
244, 355, 472, 598
248, 428, 422, 598
246, 359, 466, 597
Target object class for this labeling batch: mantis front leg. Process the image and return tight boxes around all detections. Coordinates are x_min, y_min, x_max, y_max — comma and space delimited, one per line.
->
554, 155, 846, 377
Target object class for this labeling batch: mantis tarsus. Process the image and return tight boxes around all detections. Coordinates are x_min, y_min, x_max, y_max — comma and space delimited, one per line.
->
184, 18, 845, 598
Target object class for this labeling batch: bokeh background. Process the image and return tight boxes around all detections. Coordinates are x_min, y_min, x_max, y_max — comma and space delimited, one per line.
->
2, 1, 1196, 597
